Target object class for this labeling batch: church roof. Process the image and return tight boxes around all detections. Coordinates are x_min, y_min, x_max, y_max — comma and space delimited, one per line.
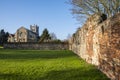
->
17, 26, 38, 35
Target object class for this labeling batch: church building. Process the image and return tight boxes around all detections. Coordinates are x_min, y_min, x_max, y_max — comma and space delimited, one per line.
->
8, 24, 39, 42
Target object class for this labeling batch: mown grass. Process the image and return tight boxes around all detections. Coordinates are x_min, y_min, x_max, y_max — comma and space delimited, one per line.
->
0, 49, 110, 80
0, 46, 3, 48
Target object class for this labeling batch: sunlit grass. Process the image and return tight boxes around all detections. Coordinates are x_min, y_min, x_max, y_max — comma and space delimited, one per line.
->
0, 50, 110, 80
0, 46, 3, 48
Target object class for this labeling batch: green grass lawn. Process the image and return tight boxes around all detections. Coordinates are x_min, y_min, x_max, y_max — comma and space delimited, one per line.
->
0, 49, 109, 80
0, 46, 3, 48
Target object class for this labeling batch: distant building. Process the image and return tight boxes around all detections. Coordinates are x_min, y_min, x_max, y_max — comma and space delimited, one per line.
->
7, 34, 15, 42
8, 24, 39, 42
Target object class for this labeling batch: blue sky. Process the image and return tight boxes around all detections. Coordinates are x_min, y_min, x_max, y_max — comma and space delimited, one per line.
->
0, 0, 80, 40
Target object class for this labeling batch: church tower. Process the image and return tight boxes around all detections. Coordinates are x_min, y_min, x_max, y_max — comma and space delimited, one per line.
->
30, 24, 39, 36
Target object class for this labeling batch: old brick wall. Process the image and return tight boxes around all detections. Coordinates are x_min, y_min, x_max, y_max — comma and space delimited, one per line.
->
69, 13, 120, 80
4, 42, 68, 50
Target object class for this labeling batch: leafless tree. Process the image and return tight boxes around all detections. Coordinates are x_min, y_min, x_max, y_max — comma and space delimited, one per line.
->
50, 33, 57, 40
69, 0, 120, 18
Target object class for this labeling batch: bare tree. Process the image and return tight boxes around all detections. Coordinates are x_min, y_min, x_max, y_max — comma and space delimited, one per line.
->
69, 0, 120, 18
67, 34, 72, 40
50, 33, 57, 40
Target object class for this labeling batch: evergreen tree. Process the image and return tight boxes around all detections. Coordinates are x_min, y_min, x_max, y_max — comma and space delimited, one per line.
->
0, 29, 9, 45
39, 28, 51, 42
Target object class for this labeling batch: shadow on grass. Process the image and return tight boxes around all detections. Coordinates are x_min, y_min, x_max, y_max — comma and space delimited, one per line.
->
0, 68, 110, 80
0, 50, 75, 60
0, 73, 24, 80
39, 68, 110, 80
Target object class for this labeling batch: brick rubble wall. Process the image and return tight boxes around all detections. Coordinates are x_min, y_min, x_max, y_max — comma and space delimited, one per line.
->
69, 13, 120, 80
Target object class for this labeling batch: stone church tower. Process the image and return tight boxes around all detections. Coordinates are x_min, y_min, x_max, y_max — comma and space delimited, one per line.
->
30, 24, 39, 36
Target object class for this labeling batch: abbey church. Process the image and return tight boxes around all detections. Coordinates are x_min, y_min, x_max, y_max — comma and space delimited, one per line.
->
8, 25, 39, 42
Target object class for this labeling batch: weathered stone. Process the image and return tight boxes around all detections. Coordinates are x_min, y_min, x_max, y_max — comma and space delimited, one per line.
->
69, 13, 120, 80
4, 42, 68, 50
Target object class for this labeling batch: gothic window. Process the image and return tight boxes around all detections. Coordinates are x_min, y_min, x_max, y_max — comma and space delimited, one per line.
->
19, 32, 22, 37
32, 28, 35, 32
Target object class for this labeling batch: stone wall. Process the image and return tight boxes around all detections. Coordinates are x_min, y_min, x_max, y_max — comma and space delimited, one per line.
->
4, 42, 68, 50
69, 13, 120, 80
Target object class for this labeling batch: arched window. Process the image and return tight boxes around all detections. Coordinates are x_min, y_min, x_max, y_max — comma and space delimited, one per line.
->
19, 32, 22, 37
